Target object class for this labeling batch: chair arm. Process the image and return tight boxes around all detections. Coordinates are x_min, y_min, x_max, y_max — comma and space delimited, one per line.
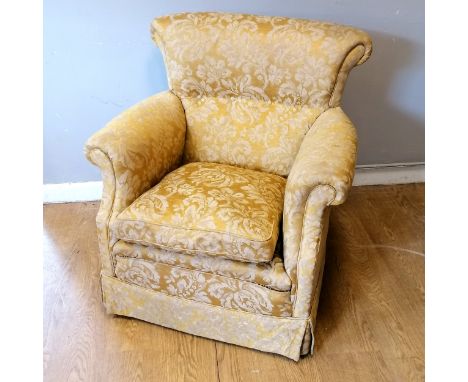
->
84, 91, 186, 275
283, 107, 357, 317
285, 107, 357, 208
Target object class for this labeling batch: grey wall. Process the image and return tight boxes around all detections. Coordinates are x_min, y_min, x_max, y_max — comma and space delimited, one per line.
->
44, 0, 424, 184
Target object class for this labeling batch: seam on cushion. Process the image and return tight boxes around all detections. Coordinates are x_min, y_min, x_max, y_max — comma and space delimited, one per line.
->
115, 216, 278, 244
292, 184, 335, 313
116, 252, 290, 292
115, 256, 292, 294
115, 248, 287, 273
88, 146, 118, 276
113, 242, 293, 291
328, 43, 366, 107
113, 236, 272, 264
104, 274, 302, 320
112, 241, 271, 265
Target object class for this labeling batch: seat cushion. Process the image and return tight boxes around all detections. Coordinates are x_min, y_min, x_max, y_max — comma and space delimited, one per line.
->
113, 240, 291, 292
113, 162, 286, 263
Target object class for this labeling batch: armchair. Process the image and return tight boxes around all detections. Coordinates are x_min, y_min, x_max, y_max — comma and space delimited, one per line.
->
85, 12, 371, 360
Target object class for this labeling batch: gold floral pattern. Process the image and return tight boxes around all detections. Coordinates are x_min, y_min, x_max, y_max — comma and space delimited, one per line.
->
283, 107, 357, 316
151, 12, 371, 174
84, 11, 372, 360
113, 162, 286, 263
114, 257, 292, 317
102, 275, 308, 360
113, 240, 291, 291
181, 97, 321, 175
85, 91, 187, 275
151, 12, 372, 106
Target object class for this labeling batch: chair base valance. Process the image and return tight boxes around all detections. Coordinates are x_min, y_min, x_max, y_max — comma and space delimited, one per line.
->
101, 274, 315, 361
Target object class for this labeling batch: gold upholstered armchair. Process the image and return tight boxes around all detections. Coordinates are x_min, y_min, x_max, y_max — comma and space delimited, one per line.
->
84, 12, 372, 360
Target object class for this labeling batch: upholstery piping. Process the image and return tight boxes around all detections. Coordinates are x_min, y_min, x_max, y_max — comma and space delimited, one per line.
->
151, 24, 173, 90
328, 43, 366, 107
112, 236, 274, 264
292, 185, 335, 315
115, 213, 278, 243
87, 146, 118, 276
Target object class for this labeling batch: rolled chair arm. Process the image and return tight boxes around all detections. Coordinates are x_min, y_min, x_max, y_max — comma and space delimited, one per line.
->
84, 91, 186, 275
283, 107, 357, 317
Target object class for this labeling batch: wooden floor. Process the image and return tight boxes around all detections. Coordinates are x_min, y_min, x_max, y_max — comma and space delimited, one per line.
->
43, 184, 424, 382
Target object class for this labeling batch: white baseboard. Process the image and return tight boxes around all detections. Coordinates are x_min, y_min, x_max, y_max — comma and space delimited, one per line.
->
43, 181, 103, 204
353, 162, 424, 186
43, 163, 424, 204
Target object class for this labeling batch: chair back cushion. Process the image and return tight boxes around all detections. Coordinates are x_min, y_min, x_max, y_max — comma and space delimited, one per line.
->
151, 12, 371, 175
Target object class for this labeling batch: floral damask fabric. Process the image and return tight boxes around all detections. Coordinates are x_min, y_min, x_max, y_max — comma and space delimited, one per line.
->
85, 91, 187, 275
151, 12, 372, 107
283, 107, 357, 315
112, 162, 286, 263
151, 12, 371, 174
85, 12, 372, 360
114, 257, 292, 317
102, 274, 307, 360
113, 240, 291, 291
181, 97, 321, 175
